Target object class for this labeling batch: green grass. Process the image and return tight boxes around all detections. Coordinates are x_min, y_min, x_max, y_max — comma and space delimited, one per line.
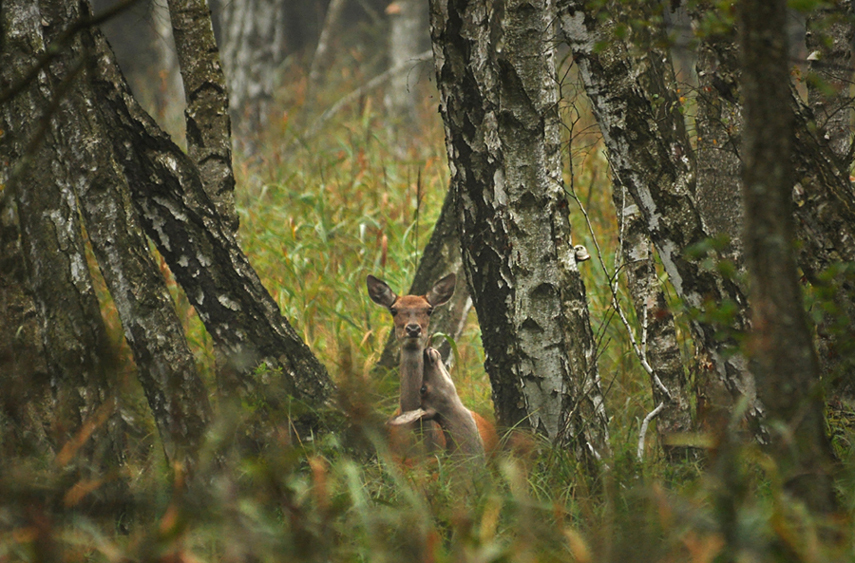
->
3, 51, 855, 563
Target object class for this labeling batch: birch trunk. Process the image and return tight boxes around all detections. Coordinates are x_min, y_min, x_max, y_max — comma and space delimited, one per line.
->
85, 20, 335, 431
559, 0, 765, 440
431, 0, 610, 462
614, 188, 694, 460
0, 0, 119, 466
167, 0, 239, 233
219, 0, 287, 142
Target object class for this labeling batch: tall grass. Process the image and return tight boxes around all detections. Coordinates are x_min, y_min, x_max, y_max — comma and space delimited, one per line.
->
2, 49, 854, 563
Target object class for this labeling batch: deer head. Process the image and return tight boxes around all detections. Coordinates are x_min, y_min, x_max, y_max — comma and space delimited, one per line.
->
366, 273, 456, 350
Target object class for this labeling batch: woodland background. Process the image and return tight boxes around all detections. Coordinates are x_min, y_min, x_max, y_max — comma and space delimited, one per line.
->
2, 0, 855, 561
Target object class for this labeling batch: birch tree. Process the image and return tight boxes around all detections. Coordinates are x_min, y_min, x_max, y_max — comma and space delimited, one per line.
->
1, 0, 334, 466
739, 0, 838, 515
430, 0, 610, 463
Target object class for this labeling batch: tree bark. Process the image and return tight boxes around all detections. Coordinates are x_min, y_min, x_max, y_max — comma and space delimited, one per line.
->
613, 187, 694, 460
693, 15, 744, 264
559, 0, 764, 440
739, 0, 838, 515
84, 18, 335, 432
3, 0, 214, 468
431, 0, 610, 462
385, 0, 429, 132
1, 0, 113, 448
219, 0, 288, 143
806, 0, 854, 161
167, 0, 239, 233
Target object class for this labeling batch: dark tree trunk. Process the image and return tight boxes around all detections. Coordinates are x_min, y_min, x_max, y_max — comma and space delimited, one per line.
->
167, 0, 239, 233
85, 15, 335, 433
2, 0, 335, 460
738, 0, 838, 515
694, 2, 855, 405
430, 0, 610, 462
3, 0, 214, 469
374, 185, 472, 372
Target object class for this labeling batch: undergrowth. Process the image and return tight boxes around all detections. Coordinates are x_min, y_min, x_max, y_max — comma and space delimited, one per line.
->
2, 45, 854, 563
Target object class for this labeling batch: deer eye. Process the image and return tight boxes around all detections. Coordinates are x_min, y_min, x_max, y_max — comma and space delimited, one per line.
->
426, 308, 433, 316
420, 384, 428, 396
389, 307, 398, 315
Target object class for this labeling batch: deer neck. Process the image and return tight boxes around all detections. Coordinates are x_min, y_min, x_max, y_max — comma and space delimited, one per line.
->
399, 344, 424, 412
439, 407, 485, 459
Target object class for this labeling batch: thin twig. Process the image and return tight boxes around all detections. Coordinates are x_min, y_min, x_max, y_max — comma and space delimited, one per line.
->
637, 401, 665, 461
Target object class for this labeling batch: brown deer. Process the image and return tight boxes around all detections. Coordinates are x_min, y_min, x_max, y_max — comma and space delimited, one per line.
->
367, 273, 454, 454
389, 347, 487, 463
367, 273, 497, 457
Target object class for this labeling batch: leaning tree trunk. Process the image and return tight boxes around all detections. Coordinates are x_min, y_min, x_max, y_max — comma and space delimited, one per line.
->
430, 0, 610, 463
3, 0, 335, 458
739, 0, 838, 515
86, 9, 335, 433
559, 0, 766, 441
3, 0, 214, 469
0, 0, 124, 474
168, 0, 239, 233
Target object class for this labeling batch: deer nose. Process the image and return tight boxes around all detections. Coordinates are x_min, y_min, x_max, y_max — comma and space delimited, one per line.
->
405, 323, 421, 337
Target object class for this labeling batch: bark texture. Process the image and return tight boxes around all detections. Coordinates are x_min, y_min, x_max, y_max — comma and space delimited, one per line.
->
559, 1, 763, 439
694, 17, 744, 263
0, 0, 115, 451
167, 0, 238, 233
739, 0, 838, 515
614, 188, 693, 460
385, 0, 429, 130
3, 0, 214, 467
219, 0, 287, 140
84, 18, 335, 427
806, 0, 854, 160
431, 0, 610, 461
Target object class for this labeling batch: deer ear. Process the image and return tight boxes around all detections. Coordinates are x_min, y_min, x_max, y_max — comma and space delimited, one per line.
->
367, 275, 398, 308
388, 408, 434, 426
426, 273, 456, 307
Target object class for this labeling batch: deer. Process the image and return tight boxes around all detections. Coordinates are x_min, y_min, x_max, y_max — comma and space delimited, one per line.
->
366, 273, 497, 457
389, 347, 486, 464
